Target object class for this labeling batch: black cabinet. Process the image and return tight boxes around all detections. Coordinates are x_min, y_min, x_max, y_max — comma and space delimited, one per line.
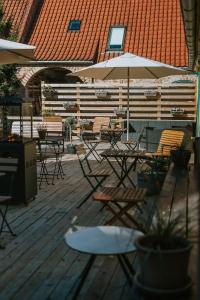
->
0, 139, 37, 203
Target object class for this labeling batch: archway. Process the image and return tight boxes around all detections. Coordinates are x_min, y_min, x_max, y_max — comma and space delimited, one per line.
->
26, 67, 82, 115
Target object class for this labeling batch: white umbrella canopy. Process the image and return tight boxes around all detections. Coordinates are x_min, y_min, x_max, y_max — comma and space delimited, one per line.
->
72, 53, 191, 139
0, 39, 35, 64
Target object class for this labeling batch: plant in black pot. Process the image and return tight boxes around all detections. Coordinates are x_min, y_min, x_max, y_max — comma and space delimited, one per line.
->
135, 211, 192, 296
137, 156, 169, 195
37, 123, 47, 140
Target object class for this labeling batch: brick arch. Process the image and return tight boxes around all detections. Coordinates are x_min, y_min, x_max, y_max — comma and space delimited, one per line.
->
17, 65, 90, 86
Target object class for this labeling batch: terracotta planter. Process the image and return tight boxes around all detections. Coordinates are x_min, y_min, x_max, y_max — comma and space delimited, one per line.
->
135, 235, 192, 291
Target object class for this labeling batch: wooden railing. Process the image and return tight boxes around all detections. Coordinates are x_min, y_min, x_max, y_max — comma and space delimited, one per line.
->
41, 82, 196, 122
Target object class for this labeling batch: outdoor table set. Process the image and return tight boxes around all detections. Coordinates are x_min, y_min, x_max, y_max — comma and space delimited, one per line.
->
100, 149, 147, 188
82, 128, 125, 163
36, 137, 65, 188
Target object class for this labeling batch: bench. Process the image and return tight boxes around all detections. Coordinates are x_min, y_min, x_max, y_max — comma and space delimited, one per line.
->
11, 117, 65, 151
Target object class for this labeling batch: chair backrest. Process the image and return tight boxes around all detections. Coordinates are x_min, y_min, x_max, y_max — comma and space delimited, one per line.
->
0, 157, 18, 196
93, 117, 110, 133
75, 144, 91, 175
156, 129, 185, 156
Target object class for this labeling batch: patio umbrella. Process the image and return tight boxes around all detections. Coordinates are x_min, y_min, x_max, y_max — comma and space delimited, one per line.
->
71, 53, 191, 140
0, 38, 35, 64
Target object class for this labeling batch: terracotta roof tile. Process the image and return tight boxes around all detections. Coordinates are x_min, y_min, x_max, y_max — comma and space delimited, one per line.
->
3, 0, 188, 67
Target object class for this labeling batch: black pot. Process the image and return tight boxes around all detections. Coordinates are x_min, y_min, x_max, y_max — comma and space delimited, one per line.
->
171, 150, 191, 167
38, 129, 47, 140
66, 144, 76, 154
135, 235, 192, 290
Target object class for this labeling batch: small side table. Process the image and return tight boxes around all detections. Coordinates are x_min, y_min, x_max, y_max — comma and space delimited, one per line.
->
64, 226, 143, 299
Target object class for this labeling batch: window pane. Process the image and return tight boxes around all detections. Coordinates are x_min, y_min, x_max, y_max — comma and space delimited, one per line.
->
109, 27, 125, 49
68, 20, 80, 31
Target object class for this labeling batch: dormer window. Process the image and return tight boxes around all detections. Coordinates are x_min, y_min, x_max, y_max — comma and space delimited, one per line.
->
68, 20, 81, 32
107, 26, 126, 50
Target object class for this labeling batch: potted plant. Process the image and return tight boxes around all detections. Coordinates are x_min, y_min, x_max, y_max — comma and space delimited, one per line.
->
137, 157, 169, 195
43, 85, 58, 100
37, 123, 47, 139
135, 211, 192, 295
110, 119, 120, 129
63, 102, 78, 112
64, 117, 77, 154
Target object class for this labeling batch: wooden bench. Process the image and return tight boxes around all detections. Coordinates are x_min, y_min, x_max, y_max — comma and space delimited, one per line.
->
11, 117, 64, 138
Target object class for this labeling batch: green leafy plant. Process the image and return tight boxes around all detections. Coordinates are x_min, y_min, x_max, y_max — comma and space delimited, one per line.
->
0, 2, 20, 96
149, 211, 188, 250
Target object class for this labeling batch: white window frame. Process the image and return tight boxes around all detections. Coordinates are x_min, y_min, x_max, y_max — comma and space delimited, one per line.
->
107, 26, 126, 51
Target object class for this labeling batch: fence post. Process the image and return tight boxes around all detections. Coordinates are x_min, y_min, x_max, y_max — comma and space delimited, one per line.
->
76, 83, 80, 126
41, 81, 45, 117
157, 85, 162, 120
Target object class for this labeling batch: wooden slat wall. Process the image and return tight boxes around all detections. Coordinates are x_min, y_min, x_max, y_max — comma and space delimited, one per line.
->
41, 83, 196, 121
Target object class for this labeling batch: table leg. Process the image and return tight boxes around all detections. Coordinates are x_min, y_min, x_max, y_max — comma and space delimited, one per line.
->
117, 254, 133, 286
72, 254, 96, 300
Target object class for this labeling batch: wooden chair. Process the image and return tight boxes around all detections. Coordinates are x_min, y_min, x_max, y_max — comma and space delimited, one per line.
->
81, 117, 111, 162
93, 186, 147, 231
146, 129, 185, 157
75, 144, 112, 208
122, 127, 145, 150
0, 157, 18, 236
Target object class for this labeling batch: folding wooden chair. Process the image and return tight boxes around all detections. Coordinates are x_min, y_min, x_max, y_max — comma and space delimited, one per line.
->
0, 157, 18, 236
93, 186, 147, 231
121, 127, 145, 150
75, 144, 112, 208
81, 117, 111, 162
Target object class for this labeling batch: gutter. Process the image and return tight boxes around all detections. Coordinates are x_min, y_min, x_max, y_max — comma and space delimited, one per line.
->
180, 0, 197, 69
18, 60, 94, 67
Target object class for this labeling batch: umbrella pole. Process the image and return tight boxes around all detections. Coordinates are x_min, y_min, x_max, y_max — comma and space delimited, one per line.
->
127, 68, 130, 141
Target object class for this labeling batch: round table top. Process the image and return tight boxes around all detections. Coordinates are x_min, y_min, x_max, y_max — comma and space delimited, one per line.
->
64, 226, 143, 255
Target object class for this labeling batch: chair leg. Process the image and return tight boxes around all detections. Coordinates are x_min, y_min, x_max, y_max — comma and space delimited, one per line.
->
77, 177, 107, 208
0, 207, 16, 236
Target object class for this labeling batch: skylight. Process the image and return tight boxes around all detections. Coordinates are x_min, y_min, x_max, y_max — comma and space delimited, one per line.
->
107, 26, 126, 50
68, 20, 81, 32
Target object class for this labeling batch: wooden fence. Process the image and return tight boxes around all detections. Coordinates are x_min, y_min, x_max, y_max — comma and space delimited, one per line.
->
41, 82, 196, 122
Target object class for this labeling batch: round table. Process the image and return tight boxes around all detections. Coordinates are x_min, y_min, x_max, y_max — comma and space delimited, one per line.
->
64, 226, 143, 299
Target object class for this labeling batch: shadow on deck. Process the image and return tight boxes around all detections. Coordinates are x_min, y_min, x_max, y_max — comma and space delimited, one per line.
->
0, 154, 199, 300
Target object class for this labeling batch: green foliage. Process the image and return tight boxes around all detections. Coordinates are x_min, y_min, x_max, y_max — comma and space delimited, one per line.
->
64, 116, 76, 126
149, 211, 188, 250
0, 2, 20, 96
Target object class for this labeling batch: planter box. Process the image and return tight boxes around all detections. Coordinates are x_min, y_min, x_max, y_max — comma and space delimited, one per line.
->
66, 144, 76, 154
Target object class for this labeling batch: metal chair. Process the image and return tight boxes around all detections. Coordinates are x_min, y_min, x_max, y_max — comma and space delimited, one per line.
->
0, 157, 18, 236
81, 117, 111, 162
75, 144, 112, 208
122, 126, 145, 150
36, 140, 64, 189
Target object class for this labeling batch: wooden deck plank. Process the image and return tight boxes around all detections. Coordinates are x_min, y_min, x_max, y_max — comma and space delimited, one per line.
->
0, 151, 199, 300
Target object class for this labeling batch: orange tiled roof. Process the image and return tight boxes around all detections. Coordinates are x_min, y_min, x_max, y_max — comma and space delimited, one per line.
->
3, 0, 35, 41
3, 0, 188, 67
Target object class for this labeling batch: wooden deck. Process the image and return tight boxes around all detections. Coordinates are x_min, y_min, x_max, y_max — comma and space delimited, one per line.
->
0, 152, 199, 300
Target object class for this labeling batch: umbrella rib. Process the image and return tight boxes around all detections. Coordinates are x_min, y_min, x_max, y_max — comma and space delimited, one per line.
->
145, 67, 159, 79
104, 68, 114, 80
7, 49, 34, 61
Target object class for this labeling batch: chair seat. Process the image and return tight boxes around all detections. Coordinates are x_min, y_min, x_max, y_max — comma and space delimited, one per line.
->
88, 167, 112, 177
93, 187, 146, 202
122, 140, 137, 145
